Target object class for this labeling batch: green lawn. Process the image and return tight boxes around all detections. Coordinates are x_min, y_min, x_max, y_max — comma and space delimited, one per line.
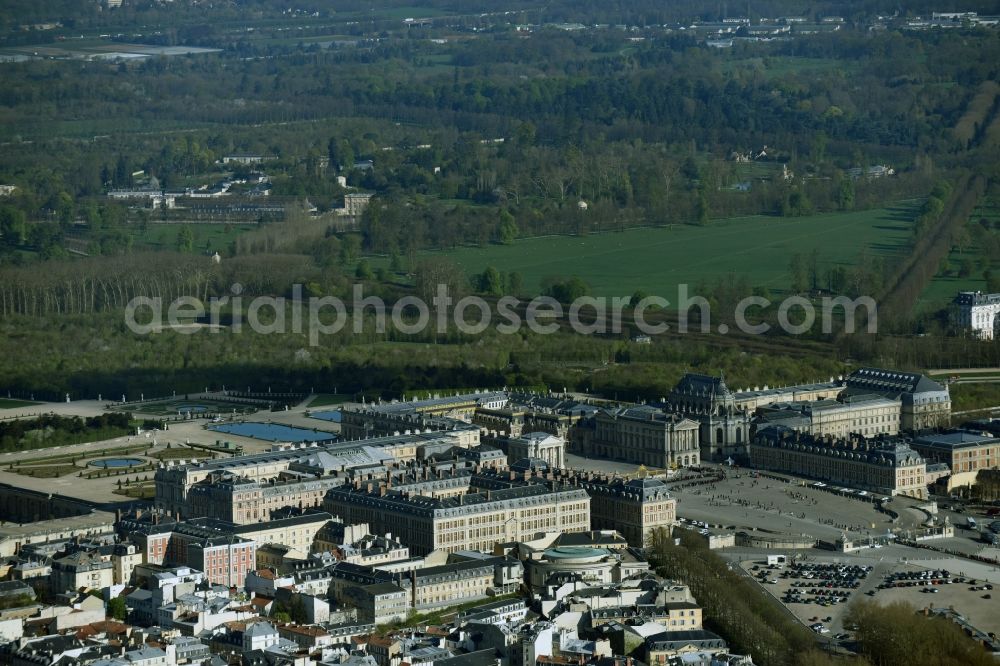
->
10, 464, 80, 478
0, 399, 40, 409
916, 196, 1000, 312
387, 203, 917, 300
915, 250, 987, 312
132, 223, 257, 254
306, 393, 352, 407
949, 383, 1000, 413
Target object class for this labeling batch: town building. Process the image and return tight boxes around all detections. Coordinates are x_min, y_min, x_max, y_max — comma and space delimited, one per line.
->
843, 367, 951, 431
339, 392, 503, 442
911, 430, 1000, 487
50, 551, 114, 594
578, 477, 676, 547
523, 545, 649, 594
324, 481, 590, 555
576, 406, 701, 469
643, 629, 729, 662
750, 425, 927, 498
119, 517, 257, 587
222, 153, 265, 165
154, 433, 471, 520
343, 192, 374, 217
756, 394, 901, 439
729, 381, 842, 411
501, 433, 566, 468
475, 394, 597, 442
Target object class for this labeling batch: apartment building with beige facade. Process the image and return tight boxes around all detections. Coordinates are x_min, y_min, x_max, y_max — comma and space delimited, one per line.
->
323, 482, 591, 555
757, 395, 901, 439
578, 477, 676, 547
154, 432, 468, 522
750, 425, 927, 498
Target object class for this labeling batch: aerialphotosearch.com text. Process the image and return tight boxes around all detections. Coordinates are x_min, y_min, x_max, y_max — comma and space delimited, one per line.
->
125, 283, 877, 346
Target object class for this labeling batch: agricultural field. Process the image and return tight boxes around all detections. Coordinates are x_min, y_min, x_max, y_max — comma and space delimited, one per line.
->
392, 203, 917, 300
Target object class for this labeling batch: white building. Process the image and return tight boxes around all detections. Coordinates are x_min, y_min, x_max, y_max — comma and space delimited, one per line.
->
343, 192, 374, 217
506, 432, 566, 468
954, 291, 1000, 339
243, 621, 280, 651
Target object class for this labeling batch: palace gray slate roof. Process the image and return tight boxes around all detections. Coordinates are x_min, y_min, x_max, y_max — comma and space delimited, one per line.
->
914, 430, 1000, 450
845, 367, 946, 396
671, 373, 733, 396
954, 291, 1000, 306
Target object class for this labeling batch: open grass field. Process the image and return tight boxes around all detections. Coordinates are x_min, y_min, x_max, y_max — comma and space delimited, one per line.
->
0, 398, 40, 409
387, 203, 918, 301
132, 223, 257, 254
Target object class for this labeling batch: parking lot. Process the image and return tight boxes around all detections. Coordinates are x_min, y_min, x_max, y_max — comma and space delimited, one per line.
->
738, 549, 1000, 642
740, 557, 876, 637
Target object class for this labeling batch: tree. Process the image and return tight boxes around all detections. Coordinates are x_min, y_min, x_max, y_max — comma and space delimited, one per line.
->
289, 596, 308, 624
696, 190, 710, 226
985, 269, 1000, 293
477, 266, 504, 296
506, 271, 524, 297
498, 211, 518, 244
176, 225, 194, 253
0, 205, 26, 248
543, 276, 590, 303
327, 138, 354, 171
782, 189, 812, 217
810, 131, 828, 165
836, 177, 855, 210
808, 249, 821, 291
355, 260, 373, 280
414, 257, 469, 302
107, 596, 127, 621
340, 234, 362, 264
846, 600, 995, 666
789, 254, 808, 293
